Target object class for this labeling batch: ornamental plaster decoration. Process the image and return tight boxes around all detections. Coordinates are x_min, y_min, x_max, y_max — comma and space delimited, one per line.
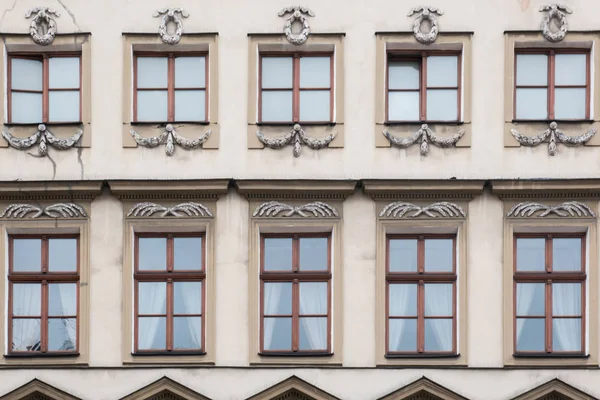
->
539, 4, 572, 42
127, 202, 213, 218
25, 7, 60, 46
278, 6, 314, 45
0, 203, 87, 219
256, 124, 336, 157
383, 124, 464, 156
507, 201, 595, 218
380, 201, 466, 218
253, 201, 338, 218
130, 124, 211, 156
154, 8, 189, 44
2, 124, 82, 156
408, 6, 443, 45
510, 122, 596, 156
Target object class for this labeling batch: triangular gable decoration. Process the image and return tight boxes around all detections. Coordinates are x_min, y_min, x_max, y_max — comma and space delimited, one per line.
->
120, 377, 211, 400
377, 377, 469, 400
510, 378, 597, 400
246, 376, 340, 400
0, 379, 81, 400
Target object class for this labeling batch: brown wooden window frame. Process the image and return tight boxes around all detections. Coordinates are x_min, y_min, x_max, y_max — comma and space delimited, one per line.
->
7, 234, 80, 355
513, 233, 586, 356
513, 49, 591, 122
385, 234, 457, 356
133, 52, 209, 124
259, 233, 332, 355
258, 52, 334, 125
7, 53, 83, 124
386, 50, 462, 124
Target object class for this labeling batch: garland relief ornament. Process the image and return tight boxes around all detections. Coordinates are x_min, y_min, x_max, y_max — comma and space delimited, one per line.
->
278, 6, 314, 45
130, 124, 211, 156
253, 201, 338, 218
0, 203, 87, 219
408, 6, 443, 45
127, 202, 212, 218
154, 8, 189, 44
507, 201, 595, 218
2, 124, 83, 156
539, 4, 572, 43
26, 7, 60, 46
256, 124, 336, 157
383, 124, 464, 156
379, 201, 466, 218
510, 122, 596, 156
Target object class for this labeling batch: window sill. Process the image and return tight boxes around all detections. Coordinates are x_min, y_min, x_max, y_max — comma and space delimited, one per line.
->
384, 121, 464, 126
5, 352, 80, 359
256, 122, 336, 127
130, 121, 211, 126
511, 119, 594, 124
512, 353, 589, 359
3, 122, 83, 127
131, 351, 207, 357
385, 353, 460, 359
258, 352, 333, 357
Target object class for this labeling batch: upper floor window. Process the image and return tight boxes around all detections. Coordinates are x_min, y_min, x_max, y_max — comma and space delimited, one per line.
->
8, 55, 81, 124
387, 52, 461, 123
259, 54, 333, 124
514, 51, 590, 121
260, 234, 331, 354
514, 234, 585, 355
8, 235, 79, 354
134, 54, 208, 123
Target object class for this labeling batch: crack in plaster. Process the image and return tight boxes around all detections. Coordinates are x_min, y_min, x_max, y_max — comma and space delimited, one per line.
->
55, 0, 81, 31
0, 0, 19, 30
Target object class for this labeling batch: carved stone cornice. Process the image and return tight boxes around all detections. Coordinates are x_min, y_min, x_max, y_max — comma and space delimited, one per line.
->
510, 122, 595, 156
236, 180, 357, 200
383, 124, 464, 156
0, 181, 102, 201
3, 124, 83, 156
130, 124, 211, 156
154, 8, 189, 44
491, 180, 600, 199
256, 124, 336, 157
0, 203, 87, 219
380, 201, 466, 218
278, 6, 314, 45
408, 6, 443, 45
127, 202, 212, 218
507, 201, 595, 218
26, 7, 60, 46
253, 201, 338, 218
363, 180, 485, 200
539, 4, 572, 43
108, 180, 229, 201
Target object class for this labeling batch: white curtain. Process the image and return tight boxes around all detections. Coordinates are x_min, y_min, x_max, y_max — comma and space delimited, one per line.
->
299, 282, 327, 350
553, 283, 581, 351
174, 281, 201, 349
138, 282, 167, 349
12, 283, 41, 351
515, 283, 538, 348
263, 282, 284, 349
55, 284, 77, 350
424, 284, 452, 351
388, 284, 414, 350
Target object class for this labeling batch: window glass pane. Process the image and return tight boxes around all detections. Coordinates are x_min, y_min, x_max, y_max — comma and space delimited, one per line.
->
49, 284, 77, 316
553, 283, 581, 316
49, 238, 77, 272
388, 61, 420, 90
11, 58, 42, 91
137, 57, 168, 88
12, 284, 41, 316
389, 284, 417, 316
48, 318, 76, 351
264, 238, 292, 271
516, 238, 545, 271
300, 57, 330, 88
11, 92, 42, 123
388, 91, 419, 121
516, 283, 545, 316
138, 237, 167, 271
13, 239, 41, 272
300, 90, 330, 121
427, 56, 458, 87
424, 239, 453, 272
263, 317, 292, 350
264, 282, 292, 315
138, 282, 167, 314
553, 238, 582, 271
174, 237, 202, 270
49, 57, 79, 88
299, 282, 327, 314
261, 90, 293, 121
175, 56, 206, 88
516, 54, 548, 86
299, 317, 328, 350
424, 319, 453, 352
137, 90, 168, 122
554, 88, 586, 119
174, 281, 202, 314
426, 89, 458, 121
389, 239, 417, 272
261, 57, 293, 88
552, 318, 582, 352
12, 318, 41, 351
49, 90, 80, 122
138, 317, 166, 350
299, 237, 328, 270
516, 318, 545, 352
173, 316, 201, 349
424, 284, 453, 316
516, 88, 548, 119
175, 90, 206, 121
388, 319, 417, 352
555, 54, 586, 86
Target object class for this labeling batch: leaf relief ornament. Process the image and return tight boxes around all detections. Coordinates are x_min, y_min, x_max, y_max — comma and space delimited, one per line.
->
507, 201, 595, 218
539, 4, 572, 43
510, 122, 596, 156
2, 124, 83, 156
379, 201, 466, 218
0, 203, 87, 219
383, 124, 464, 156
130, 124, 211, 156
26, 7, 60, 46
256, 124, 336, 157
127, 202, 212, 218
278, 6, 314, 45
154, 8, 189, 45
408, 6, 443, 45
253, 201, 338, 218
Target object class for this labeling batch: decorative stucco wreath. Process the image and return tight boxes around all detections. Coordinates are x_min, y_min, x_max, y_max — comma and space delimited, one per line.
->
278, 6, 314, 45
408, 6, 443, 45
154, 8, 189, 45
539, 4, 572, 43
26, 7, 60, 46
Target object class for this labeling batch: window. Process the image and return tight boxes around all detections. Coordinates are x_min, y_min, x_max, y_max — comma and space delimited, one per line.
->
8, 54, 81, 124
134, 54, 208, 123
8, 235, 79, 354
259, 55, 333, 123
386, 235, 456, 355
134, 234, 205, 353
386, 52, 461, 122
514, 234, 585, 354
260, 234, 331, 354
514, 51, 590, 120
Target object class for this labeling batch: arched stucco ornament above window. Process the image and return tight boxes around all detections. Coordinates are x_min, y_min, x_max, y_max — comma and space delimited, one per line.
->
2, 124, 83, 156
539, 4, 572, 43
510, 122, 596, 156
153, 8, 189, 44
25, 7, 60, 46
383, 124, 464, 156
256, 124, 336, 157
278, 6, 315, 45
408, 6, 443, 45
